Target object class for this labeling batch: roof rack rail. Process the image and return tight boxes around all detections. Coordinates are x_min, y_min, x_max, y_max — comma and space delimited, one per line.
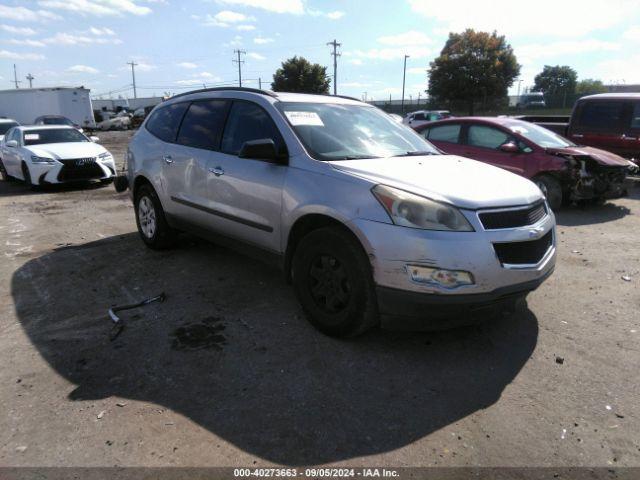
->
325, 94, 362, 102
170, 86, 278, 100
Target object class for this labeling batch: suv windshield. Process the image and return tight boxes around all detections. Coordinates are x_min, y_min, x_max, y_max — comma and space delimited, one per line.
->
507, 121, 575, 148
38, 117, 74, 126
0, 122, 19, 135
276, 102, 439, 160
23, 128, 89, 146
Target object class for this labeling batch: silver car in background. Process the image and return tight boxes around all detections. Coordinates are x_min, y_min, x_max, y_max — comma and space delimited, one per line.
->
124, 88, 556, 337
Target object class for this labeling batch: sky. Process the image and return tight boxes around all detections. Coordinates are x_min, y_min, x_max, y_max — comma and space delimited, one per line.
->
1, 0, 640, 102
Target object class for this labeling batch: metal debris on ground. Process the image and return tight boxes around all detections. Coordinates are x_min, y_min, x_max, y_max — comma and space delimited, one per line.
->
555, 356, 565, 365
108, 292, 166, 341
621, 275, 631, 282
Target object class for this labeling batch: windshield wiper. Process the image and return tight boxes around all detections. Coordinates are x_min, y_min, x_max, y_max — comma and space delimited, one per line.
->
330, 155, 382, 160
395, 151, 437, 157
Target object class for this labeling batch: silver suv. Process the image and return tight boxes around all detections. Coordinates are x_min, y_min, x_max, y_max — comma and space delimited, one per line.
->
125, 88, 556, 337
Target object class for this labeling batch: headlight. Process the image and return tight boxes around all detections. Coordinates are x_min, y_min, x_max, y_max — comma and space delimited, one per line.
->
98, 152, 112, 161
372, 184, 474, 231
31, 155, 56, 164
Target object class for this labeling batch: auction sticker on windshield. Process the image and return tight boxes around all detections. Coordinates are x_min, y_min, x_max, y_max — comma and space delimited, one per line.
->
24, 134, 40, 141
284, 111, 324, 126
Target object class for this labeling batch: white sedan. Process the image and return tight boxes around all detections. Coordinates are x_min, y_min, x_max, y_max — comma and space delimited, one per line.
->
0, 125, 116, 187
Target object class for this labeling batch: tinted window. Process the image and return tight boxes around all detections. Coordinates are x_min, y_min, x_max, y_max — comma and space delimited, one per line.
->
468, 125, 511, 149
575, 101, 626, 132
0, 122, 19, 135
413, 113, 426, 121
221, 101, 284, 156
426, 124, 460, 143
146, 103, 189, 142
631, 102, 640, 130
177, 100, 228, 150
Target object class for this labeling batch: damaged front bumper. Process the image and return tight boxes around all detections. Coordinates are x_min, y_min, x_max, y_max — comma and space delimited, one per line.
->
567, 158, 630, 201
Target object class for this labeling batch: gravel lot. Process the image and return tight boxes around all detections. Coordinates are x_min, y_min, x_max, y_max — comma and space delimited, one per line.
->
1, 131, 639, 468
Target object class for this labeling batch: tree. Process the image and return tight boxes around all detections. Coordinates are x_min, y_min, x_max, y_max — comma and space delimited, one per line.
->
427, 29, 520, 114
576, 78, 607, 95
532, 65, 577, 95
271, 56, 330, 94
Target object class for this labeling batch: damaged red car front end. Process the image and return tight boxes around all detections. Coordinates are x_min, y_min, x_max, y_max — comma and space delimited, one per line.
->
416, 117, 637, 209
545, 145, 633, 202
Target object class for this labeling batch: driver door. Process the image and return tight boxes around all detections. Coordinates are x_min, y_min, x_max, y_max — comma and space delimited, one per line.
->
462, 123, 526, 176
206, 100, 287, 253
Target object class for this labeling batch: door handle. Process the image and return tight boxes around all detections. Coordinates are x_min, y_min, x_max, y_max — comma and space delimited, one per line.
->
209, 166, 224, 176
163, 155, 173, 164
572, 134, 584, 138
622, 134, 637, 141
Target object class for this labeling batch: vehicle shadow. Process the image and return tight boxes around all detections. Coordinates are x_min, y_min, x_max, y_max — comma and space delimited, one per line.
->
0, 179, 109, 197
11, 233, 539, 465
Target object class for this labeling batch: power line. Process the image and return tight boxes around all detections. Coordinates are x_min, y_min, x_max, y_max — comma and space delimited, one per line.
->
26, 73, 34, 88
126, 61, 138, 99
327, 39, 341, 95
232, 49, 246, 87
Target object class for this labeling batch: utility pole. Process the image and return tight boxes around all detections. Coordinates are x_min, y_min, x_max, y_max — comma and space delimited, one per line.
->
233, 49, 246, 87
127, 61, 138, 98
327, 39, 341, 95
13, 64, 21, 89
259, 77, 262, 89
26, 73, 34, 88
401, 55, 409, 113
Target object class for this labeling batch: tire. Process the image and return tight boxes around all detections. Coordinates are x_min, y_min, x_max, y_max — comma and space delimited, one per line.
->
533, 174, 562, 210
134, 184, 177, 249
0, 159, 13, 181
292, 227, 378, 337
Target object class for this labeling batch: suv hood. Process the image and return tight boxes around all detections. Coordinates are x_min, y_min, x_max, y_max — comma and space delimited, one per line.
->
329, 155, 543, 209
26, 142, 106, 159
546, 146, 630, 167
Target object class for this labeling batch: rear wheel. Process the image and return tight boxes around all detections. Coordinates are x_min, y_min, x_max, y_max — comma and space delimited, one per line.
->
292, 227, 378, 337
533, 174, 562, 210
134, 184, 177, 249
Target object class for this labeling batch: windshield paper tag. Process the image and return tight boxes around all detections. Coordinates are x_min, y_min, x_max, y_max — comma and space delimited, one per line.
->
24, 134, 40, 140
284, 111, 324, 126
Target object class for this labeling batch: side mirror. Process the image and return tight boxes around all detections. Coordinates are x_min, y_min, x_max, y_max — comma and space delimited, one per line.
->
90, 136, 100, 143
238, 138, 287, 164
6, 140, 18, 148
500, 142, 519, 153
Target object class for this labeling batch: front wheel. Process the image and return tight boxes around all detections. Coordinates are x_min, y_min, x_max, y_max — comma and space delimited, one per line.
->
533, 174, 562, 210
292, 227, 378, 337
0, 159, 13, 181
134, 184, 177, 249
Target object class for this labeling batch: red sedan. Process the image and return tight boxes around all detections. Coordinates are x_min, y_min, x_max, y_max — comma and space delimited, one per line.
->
414, 117, 634, 209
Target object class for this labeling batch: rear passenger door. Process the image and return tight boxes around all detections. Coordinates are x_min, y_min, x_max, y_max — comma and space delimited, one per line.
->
171, 99, 230, 228
206, 100, 287, 253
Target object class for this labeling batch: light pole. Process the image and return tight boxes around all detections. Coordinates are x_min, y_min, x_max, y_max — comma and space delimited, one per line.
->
517, 79, 523, 98
401, 55, 409, 114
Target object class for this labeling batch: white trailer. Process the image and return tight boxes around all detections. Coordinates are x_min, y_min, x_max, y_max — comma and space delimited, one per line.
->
0, 87, 96, 128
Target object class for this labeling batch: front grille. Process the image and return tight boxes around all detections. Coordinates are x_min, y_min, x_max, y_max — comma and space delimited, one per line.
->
479, 202, 547, 230
57, 157, 104, 181
493, 231, 553, 265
